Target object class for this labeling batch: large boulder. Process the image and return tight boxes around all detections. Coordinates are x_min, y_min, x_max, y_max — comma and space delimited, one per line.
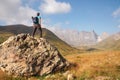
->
0, 33, 69, 76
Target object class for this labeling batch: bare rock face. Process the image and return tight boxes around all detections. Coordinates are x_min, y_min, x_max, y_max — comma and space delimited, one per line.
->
0, 33, 69, 76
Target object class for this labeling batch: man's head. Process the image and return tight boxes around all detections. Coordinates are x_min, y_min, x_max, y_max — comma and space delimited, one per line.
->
37, 12, 40, 16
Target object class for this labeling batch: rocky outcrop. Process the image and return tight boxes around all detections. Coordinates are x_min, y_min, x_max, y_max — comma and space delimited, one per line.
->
0, 33, 69, 77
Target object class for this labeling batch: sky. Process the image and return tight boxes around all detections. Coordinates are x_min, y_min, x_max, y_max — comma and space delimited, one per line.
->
0, 0, 120, 35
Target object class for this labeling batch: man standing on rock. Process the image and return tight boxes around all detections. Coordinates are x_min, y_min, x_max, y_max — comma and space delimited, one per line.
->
32, 12, 42, 37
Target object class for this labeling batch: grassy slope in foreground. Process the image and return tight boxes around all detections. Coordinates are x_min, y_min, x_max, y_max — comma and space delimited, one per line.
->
0, 31, 14, 44
65, 50, 120, 79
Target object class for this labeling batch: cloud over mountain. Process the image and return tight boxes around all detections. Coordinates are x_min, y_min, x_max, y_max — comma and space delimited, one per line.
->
0, 0, 37, 25
113, 7, 120, 18
40, 0, 71, 14
0, 0, 71, 25
112, 7, 120, 29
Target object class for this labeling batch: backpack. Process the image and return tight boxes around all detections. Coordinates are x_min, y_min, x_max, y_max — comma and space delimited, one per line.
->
32, 17, 39, 24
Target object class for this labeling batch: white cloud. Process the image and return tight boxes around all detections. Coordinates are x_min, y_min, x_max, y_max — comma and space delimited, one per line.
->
113, 7, 120, 18
0, 0, 37, 25
117, 25, 120, 28
118, 19, 120, 23
8, 6, 37, 25
0, 0, 21, 19
0, 0, 71, 26
112, 7, 120, 29
40, 0, 71, 14
65, 21, 70, 25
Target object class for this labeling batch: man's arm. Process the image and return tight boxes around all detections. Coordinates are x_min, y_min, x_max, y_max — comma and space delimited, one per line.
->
31, 16, 34, 22
32, 16, 34, 19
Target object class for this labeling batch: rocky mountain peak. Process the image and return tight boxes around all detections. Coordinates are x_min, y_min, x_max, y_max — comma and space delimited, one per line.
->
98, 32, 109, 42
113, 32, 120, 40
0, 33, 69, 77
51, 29, 99, 46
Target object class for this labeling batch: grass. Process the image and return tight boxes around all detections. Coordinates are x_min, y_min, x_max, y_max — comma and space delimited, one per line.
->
65, 50, 120, 80
0, 70, 27, 80
0, 31, 14, 44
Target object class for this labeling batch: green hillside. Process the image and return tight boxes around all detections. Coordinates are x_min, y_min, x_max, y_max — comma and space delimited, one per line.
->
0, 31, 14, 44
0, 24, 81, 55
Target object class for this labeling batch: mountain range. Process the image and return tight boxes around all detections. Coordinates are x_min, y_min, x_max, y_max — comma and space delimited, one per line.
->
50, 28, 109, 47
0, 24, 120, 51
94, 32, 120, 50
